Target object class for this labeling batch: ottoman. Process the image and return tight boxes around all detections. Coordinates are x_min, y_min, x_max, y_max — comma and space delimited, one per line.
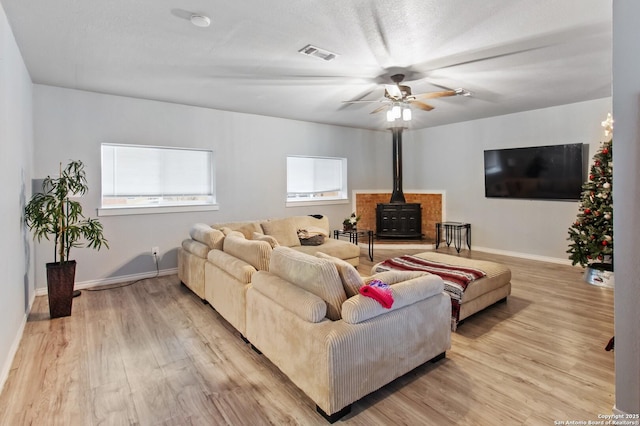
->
373, 251, 511, 329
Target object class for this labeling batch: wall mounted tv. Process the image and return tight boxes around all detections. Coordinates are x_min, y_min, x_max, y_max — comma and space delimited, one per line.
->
484, 143, 586, 201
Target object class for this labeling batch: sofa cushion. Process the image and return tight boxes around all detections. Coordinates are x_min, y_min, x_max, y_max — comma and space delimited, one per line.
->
251, 271, 327, 323
316, 252, 364, 297
261, 217, 301, 247
208, 249, 256, 284
223, 235, 272, 271
342, 275, 445, 324
253, 232, 280, 248
213, 221, 263, 239
269, 247, 347, 320
310, 237, 361, 261
189, 224, 224, 250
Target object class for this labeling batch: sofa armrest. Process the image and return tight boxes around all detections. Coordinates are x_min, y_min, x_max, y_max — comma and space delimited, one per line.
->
207, 249, 256, 284
251, 271, 327, 322
367, 270, 429, 286
341, 274, 445, 324
181, 239, 210, 259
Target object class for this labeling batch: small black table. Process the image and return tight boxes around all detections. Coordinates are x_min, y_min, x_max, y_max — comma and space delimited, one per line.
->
333, 229, 374, 261
435, 222, 471, 253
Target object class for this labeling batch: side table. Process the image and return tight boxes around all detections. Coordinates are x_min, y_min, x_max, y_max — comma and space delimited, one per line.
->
333, 229, 374, 261
435, 222, 471, 253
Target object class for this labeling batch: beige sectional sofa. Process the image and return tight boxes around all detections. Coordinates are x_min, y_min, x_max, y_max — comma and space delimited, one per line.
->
246, 247, 452, 422
178, 215, 360, 300
178, 217, 452, 422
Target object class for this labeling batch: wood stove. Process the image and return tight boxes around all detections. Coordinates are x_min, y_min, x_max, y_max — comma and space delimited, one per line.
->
376, 127, 423, 239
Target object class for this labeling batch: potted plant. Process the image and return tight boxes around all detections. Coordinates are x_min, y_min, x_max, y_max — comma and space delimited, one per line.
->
342, 212, 361, 231
24, 160, 108, 318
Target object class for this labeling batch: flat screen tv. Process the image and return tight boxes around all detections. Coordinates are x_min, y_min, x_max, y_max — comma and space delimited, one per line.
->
484, 143, 586, 200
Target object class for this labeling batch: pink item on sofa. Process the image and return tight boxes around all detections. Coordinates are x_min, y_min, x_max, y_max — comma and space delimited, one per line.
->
359, 279, 394, 309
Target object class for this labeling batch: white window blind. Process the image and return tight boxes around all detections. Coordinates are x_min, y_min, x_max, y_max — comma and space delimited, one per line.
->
286, 156, 347, 203
101, 144, 215, 209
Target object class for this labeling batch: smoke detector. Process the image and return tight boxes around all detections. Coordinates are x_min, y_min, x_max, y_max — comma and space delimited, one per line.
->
190, 14, 211, 27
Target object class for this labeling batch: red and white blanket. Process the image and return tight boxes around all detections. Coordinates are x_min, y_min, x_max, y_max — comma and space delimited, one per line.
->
374, 255, 487, 325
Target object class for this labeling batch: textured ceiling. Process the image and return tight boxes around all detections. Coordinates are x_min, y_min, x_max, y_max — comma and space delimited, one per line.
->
2, 0, 612, 130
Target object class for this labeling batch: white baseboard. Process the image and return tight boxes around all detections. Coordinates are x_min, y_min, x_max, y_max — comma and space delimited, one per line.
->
370, 242, 575, 267
34, 267, 179, 296
0, 293, 35, 394
612, 406, 633, 417
470, 246, 575, 266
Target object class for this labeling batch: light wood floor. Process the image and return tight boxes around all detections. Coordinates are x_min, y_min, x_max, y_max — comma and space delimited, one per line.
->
0, 246, 615, 425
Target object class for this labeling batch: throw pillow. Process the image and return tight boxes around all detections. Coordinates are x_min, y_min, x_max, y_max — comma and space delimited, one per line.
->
261, 218, 300, 247
253, 232, 280, 248
316, 252, 364, 297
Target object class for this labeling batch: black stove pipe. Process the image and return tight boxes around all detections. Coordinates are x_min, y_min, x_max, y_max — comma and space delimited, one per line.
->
390, 127, 406, 203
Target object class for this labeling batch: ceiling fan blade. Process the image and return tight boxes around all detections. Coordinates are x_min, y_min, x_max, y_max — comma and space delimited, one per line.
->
415, 22, 610, 74
415, 90, 457, 99
409, 100, 434, 111
370, 104, 389, 114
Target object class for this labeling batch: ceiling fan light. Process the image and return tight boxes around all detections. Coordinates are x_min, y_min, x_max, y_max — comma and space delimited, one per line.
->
402, 107, 412, 121
392, 104, 402, 119
386, 109, 395, 122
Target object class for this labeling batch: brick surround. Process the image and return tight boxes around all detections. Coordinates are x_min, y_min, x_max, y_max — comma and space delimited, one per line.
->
354, 192, 443, 241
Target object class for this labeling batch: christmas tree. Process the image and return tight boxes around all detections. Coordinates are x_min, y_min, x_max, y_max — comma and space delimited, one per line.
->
567, 114, 613, 268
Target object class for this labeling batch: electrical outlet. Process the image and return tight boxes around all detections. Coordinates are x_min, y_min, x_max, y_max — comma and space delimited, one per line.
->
152, 246, 159, 256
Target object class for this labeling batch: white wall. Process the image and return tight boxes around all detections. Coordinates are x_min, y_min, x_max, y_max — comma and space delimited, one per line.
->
612, 0, 640, 415
402, 98, 612, 262
0, 2, 34, 390
32, 85, 388, 289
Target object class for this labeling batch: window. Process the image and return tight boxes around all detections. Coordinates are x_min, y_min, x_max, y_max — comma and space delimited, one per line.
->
286, 155, 347, 205
100, 144, 215, 215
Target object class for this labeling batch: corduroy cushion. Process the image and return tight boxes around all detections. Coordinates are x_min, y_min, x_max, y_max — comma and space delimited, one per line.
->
189, 224, 225, 250
316, 252, 364, 297
223, 235, 272, 271
212, 221, 263, 239
261, 218, 301, 247
251, 271, 327, 322
269, 247, 347, 320
253, 232, 280, 248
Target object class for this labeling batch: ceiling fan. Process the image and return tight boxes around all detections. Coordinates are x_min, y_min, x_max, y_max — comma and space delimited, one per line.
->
343, 73, 471, 121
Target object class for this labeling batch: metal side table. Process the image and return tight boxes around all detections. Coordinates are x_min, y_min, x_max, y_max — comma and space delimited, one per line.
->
435, 222, 471, 253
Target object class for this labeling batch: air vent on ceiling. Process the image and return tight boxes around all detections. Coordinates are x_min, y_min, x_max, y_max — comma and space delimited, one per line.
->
298, 44, 338, 61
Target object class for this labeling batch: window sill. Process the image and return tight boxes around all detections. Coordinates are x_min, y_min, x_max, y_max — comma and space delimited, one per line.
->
286, 199, 349, 208
98, 204, 219, 217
